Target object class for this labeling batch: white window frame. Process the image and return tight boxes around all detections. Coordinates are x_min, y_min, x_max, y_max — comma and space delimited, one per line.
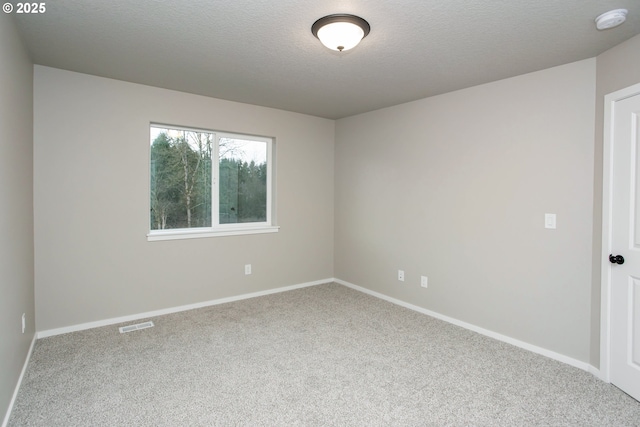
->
147, 124, 278, 241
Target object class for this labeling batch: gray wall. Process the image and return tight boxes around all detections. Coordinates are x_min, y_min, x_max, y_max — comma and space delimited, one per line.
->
335, 59, 596, 362
34, 66, 335, 331
590, 34, 640, 367
0, 15, 35, 422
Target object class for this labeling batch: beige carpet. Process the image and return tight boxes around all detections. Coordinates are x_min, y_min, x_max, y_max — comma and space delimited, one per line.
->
8, 283, 640, 426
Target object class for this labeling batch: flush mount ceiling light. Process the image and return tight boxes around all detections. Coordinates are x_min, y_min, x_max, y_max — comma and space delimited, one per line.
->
312, 14, 370, 52
595, 9, 628, 30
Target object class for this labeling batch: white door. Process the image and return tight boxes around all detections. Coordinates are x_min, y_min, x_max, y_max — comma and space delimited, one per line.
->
609, 91, 640, 401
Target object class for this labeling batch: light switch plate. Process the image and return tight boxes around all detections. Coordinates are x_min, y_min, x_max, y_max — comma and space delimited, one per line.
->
545, 213, 556, 229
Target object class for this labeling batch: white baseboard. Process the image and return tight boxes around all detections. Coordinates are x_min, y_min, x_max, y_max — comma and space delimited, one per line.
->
32, 276, 600, 380
2, 335, 36, 427
334, 278, 597, 374
37, 278, 333, 339
588, 365, 604, 381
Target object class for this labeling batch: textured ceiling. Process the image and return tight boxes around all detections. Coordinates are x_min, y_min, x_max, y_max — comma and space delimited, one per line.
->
12, 0, 640, 119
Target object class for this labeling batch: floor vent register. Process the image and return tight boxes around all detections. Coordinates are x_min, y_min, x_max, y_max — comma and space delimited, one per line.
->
119, 321, 154, 333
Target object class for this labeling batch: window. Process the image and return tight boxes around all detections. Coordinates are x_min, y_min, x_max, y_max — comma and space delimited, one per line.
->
148, 124, 276, 240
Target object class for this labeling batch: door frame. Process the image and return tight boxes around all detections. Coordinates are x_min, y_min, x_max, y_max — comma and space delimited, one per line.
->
600, 82, 640, 382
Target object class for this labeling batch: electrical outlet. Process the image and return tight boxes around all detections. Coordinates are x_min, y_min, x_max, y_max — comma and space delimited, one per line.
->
245, 264, 252, 275
21, 313, 25, 334
398, 270, 405, 282
421, 276, 428, 288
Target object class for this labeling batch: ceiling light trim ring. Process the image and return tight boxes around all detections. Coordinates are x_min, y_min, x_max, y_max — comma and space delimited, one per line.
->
312, 14, 371, 39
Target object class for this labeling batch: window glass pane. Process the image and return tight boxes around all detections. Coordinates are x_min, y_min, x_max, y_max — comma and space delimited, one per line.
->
150, 126, 212, 230
219, 137, 267, 224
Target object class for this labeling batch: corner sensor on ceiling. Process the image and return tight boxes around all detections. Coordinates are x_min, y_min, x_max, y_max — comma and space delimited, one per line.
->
595, 9, 628, 30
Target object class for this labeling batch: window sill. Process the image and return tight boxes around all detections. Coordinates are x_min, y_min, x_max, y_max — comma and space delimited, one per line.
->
147, 225, 280, 241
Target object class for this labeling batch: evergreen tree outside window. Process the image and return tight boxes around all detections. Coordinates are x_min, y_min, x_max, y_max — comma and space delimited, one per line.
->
149, 124, 275, 240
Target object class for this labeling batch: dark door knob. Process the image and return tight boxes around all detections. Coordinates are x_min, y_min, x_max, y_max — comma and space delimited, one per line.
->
609, 254, 625, 265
